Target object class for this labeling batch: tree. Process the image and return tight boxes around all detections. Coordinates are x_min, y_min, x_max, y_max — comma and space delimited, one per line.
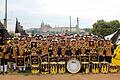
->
91, 20, 120, 37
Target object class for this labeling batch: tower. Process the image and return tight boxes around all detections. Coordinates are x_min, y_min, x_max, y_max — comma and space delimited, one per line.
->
76, 17, 79, 34
4, 0, 7, 29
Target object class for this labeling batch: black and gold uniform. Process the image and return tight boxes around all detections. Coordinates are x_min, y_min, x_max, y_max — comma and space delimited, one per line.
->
41, 39, 49, 62
0, 45, 4, 74
96, 40, 105, 62
105, 40, 113, 63
17, 38, 27, 72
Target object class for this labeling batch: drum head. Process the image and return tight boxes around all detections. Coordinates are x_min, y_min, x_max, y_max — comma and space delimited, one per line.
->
67, 58, 81, 73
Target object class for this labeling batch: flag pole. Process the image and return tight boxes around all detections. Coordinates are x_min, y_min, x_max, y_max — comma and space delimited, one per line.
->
69, 16, 72, 33
4, 0, 7, 29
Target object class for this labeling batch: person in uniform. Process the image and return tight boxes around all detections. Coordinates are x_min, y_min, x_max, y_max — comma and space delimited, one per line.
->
41, 39, 49, 62
96, 39, 105, 62
17, 37, 27, 72
60, 39, 66, 57
88, 40, 96, 51
0, 45, 4, 74
70, 39, 77, 57
12, 37, 19, 71
105, 40, 113, 63
25, 37, 31, 69
2, 40, 10, 74
65, 38, 72, 59
50, 40, 58, 61
79, 38, 86, 55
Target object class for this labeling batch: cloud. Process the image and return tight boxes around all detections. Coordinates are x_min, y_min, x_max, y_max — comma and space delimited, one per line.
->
0, 0, 120, 31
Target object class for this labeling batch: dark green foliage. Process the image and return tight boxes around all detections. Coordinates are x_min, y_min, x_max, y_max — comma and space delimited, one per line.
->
91, 20, 120, 37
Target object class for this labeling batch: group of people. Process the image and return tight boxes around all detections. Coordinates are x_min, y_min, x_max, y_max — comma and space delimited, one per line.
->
0, 34, 114, 74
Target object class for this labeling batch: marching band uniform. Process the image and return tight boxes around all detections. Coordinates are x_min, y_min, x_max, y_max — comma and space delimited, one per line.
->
70, 39, 77, 57
79, 38, 86, 55
105, 40, 113, 63
41, 40, 49, 62
11, 38, 19, 71
17, 38, 27, 72
12, 44, 18, 71
50, 40, 58, 61
96, 40, 105, 62
61, 40, 66, 57
0, 45, 3, 74
65, 38, 72, 57
3, 44, 10, 74
57, 39, 66, 61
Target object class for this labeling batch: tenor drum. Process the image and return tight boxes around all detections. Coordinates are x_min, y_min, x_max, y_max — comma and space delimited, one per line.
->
41, 62, 49, 74
91, 62, 100, 74
81, 62, 90, 74
16, 56, 25, 67
80, 55, 89, 62
58, 61, 66, 74
109, 63, 118, 73
90, 53, 99, 62
100, 62, 109, 74
67, 58, 81, 74
30, 55, 39, 74
50, 62, 57, 74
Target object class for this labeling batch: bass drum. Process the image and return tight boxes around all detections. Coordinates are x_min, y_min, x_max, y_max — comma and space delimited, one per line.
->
67, 58, 81, 74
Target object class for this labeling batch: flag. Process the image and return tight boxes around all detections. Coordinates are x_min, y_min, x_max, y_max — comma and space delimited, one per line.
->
15, 18, 28, 36
0, 21, 11, 45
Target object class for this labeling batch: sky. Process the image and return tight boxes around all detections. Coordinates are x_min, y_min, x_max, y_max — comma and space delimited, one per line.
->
0, 0, 120, 31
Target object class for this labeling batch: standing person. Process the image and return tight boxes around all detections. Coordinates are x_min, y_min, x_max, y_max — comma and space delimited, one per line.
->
70, 39, 77, 57
96, 39, 105, 62
88, 40, 96, 51
52, 40, 58, 59
12, 38, 19, 71
0, 45, 4, 74
60, 39, 66, 58
2, 41, 10, 74
79, 38, 86, 55
65, 37, 72, 59
41, 39, 49, 62
105, 40, 113, 63
17, 37, 27, 72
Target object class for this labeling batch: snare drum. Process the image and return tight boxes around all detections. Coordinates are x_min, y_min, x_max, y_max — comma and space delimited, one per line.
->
30, 55, 39, 74
67, 58, 81, 74
100, 62, 109, 74
31, 65, 39, 74
41, 62, 49, 74
50, 62, 57, 74
81, 62, 90, 74
16, 56, 25, 67
80, 55, 89, 62
109, 63, 118, 73
91, 62, 100, 74
58, 61, 66, 74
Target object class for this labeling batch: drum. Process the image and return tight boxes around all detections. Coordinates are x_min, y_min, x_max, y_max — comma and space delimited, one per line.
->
80, 55, 89, 62
109, 63, 118, 73
31, 65, 39, 74
67, 58, 81, 74
50, 62, 57, 74
58, 61, 66, 74
41, 62, 49, 74
30, 55, 39, 74
91, 62, 100, 74
16, 56, 25, 67
100, 62, 109, 74
81, 62, 90, 74
90, 53, 99, 62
